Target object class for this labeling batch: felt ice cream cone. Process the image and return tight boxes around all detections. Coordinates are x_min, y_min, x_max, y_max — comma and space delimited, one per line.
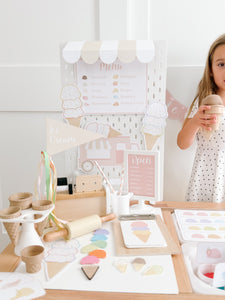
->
202, 94, 224, 140
67, 117, 82, 127
32, 200, 53, 236
8, 192, 33, 210
0, 207, 21, 245
21, 245, 45, 273
144, 133, 160, 150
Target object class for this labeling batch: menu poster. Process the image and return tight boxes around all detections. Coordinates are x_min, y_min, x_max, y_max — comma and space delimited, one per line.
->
124, 150, 159, 203
75, 59, 147, 114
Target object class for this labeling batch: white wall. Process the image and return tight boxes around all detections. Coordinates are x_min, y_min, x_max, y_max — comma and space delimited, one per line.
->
0, 1, 225, 247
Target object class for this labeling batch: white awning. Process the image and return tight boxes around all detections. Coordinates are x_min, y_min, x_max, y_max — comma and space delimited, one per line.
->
62, 40, 155, 64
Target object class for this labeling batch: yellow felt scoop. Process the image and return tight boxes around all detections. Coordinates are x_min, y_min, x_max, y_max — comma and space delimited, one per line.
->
43, 213, 116, 242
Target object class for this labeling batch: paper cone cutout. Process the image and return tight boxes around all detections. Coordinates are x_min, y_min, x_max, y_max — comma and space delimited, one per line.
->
67, 117, 82, 127
108, 127, 121, 138
46, 119, 104, 155
133, 230, 151, 243
144, 133, 160, 150
46, 262, 69, 279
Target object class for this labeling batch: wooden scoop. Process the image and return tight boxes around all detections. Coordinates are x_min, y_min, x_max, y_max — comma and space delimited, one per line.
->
43, 213, 116, 242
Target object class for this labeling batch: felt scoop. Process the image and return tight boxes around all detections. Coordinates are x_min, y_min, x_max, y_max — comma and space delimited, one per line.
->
43, 213, 116, 242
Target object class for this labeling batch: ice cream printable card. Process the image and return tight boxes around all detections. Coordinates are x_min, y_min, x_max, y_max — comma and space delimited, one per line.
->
120, 219, 166, 248
175, 209, 225, 242
124, 150, 160, 203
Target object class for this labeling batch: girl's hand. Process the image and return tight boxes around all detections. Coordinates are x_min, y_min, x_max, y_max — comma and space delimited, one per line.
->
193, 105, 217, 131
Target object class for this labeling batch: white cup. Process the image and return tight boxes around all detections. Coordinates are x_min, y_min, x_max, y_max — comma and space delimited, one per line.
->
111, 192, 133, 216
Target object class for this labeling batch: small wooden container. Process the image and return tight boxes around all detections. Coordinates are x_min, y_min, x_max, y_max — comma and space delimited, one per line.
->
21, 245, 44, 273
8, 192, 33, 210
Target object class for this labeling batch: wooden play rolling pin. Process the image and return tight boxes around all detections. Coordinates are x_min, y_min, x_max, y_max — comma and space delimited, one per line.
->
43, 213, 116, 242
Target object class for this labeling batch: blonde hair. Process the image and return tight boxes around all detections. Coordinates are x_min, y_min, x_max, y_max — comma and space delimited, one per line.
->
186, 33, 225, 119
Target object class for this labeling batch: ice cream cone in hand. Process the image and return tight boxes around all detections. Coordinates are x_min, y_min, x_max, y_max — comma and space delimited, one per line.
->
202, 94, 224, 139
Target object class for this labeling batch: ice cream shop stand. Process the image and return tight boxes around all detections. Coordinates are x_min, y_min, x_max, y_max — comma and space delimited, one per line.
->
1, 40, 225, 299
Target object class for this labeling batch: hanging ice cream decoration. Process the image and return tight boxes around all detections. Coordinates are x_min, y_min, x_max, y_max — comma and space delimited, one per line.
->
60, 84, 84, 127
142, 102, 168, 150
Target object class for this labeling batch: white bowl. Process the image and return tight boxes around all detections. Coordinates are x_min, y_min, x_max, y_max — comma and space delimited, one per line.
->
197, 264, 216, 285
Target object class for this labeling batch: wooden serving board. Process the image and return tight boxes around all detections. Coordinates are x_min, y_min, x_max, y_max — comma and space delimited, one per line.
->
113, 215, 180, 256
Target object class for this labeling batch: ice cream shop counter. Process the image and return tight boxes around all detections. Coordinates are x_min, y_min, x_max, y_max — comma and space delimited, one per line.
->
1, 200, 225, 300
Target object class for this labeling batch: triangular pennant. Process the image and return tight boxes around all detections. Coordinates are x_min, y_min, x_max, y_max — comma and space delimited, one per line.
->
81, 265, 99, 280
46, 119, 104, 155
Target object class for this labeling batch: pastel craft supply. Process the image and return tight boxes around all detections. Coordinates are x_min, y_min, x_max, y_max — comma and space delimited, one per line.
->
92, 240, 107, 248
43, 213, 115, 242
191, 234, 205, 239
204, 226, 216, 231
208, 234, 221, 239
113, 260, 128, 273
81, 265, 99, 280
81, 244, 98, 254
94, 229, 109, 235
175, 209, 225, 242
197, 212, 208, 216
80, 255, 100, 265
89, 249, 106, 259
91, 234, 108, 241
143, 265, 163, 275
131, 221, 148, 227
132, 258, 146, 271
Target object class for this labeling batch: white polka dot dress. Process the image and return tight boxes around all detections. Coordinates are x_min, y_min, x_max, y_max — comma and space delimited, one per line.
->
185, 105, 225, 203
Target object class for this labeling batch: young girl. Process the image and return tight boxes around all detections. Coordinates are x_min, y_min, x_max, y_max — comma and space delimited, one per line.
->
177, 33, 225, 203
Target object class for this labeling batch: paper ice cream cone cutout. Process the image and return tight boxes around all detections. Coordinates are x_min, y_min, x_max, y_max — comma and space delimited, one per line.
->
142, 102, 168, 150
108, 127, 121, 138
144, 133, 160, 150
133, 230, 151, 243
131, 221, 151, 243
202, 94, 224, 139
113, 259, 128, 273
132, 258, 146, 271
32, 200, 53, 236
67, 117, 82, 127
0, 207, 21, 245
21, 245, 45, 273
8, 192, 33, 210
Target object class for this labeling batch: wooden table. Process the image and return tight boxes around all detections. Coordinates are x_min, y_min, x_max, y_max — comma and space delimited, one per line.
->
2, 201, 225, 300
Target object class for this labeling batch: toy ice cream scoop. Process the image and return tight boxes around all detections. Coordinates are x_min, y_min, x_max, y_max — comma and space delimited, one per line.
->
142, 102, 168, 150
202, 94, 224, 139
